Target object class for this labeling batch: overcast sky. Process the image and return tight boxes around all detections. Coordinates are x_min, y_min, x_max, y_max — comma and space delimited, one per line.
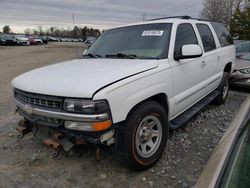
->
0, 0, 203, 33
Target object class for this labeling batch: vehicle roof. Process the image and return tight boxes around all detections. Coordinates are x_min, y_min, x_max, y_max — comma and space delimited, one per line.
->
110, 17, 214, 30
236, 40, 250, 45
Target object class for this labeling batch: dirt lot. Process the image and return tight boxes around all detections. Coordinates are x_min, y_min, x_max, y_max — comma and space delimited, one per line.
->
0, 43, 248, 188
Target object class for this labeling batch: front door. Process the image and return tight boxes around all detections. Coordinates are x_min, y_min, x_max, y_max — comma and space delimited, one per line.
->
170, 23, 206, 117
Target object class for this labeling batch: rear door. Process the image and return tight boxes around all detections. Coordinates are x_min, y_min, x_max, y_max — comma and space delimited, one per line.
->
195, 23, 221, 94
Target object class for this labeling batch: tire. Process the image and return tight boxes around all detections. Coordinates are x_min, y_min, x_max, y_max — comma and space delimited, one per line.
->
117, 101, 168, 171
214, 72, 229, 105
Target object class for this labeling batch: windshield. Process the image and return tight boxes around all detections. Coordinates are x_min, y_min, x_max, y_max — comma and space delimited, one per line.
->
1, 34, 13, 40
86, 23, 172, 59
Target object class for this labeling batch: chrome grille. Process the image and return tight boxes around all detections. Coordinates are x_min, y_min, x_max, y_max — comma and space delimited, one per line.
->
14, 89, 62, 110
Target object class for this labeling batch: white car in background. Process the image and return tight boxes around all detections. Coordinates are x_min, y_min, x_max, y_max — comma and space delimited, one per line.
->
13, 35, 30, 46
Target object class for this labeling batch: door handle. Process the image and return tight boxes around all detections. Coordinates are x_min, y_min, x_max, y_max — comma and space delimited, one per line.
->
217, 56, 221, 62
201, 61, 206, 68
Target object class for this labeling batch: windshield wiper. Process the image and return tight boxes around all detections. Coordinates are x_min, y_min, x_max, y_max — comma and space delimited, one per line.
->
82, 53, 101, 58
105, 53, 138, 59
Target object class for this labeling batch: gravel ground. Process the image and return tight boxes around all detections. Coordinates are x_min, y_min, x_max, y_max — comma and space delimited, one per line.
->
0, 43, 249, 188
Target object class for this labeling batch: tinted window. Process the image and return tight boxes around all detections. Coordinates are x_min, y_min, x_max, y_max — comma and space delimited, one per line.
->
88, 23, 172, 59
196, 24, 216, 52
174, 23, 198, 58
211, 22, 234, 47
236, 43, 250, 53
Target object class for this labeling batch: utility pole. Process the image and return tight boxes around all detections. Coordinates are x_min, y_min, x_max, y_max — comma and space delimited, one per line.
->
72, 13, 78, 58
142, 13, 146, 21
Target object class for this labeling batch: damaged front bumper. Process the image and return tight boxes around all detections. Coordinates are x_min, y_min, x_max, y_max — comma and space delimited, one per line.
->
15, 98, 116, 150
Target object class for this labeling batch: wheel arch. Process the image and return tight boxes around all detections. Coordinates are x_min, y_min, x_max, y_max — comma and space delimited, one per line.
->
224, 62, 232, 73
125, 93, 169, 120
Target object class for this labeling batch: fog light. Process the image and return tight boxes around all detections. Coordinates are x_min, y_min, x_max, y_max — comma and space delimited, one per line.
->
65, 120, 112, 131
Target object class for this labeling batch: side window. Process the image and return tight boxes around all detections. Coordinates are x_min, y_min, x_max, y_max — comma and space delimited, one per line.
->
236, 43, 250, 53
211, 22, 233, 47
196, 24, 216, 52
174, 23, 198, 58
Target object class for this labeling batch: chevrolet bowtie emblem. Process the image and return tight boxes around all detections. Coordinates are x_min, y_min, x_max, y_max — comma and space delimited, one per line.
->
24, 104, 33, 114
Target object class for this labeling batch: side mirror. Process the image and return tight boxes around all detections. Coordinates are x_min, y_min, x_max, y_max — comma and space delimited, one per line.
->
175, 44, 202, 60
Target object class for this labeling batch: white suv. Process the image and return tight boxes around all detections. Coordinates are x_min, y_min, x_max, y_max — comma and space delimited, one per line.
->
12, 16, 235, 170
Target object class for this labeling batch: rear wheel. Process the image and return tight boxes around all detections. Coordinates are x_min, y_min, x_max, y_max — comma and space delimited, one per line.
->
214, 72, 229, 105
117, 101, 168, 171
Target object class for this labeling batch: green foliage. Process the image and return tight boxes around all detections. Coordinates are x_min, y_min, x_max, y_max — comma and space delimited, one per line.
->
3, 25, 11, 34
230, 7, 250, 40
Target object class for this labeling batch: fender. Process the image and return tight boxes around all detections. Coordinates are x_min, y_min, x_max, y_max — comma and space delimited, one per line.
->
93, 61, 175, 123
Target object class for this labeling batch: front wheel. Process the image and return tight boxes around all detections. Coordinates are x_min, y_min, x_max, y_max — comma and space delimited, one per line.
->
214, 72, 229, 105
117, 101, 168, 171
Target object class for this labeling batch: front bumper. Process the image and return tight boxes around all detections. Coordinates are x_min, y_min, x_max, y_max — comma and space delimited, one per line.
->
230, 71, 250, 89
15, 99, 115, 145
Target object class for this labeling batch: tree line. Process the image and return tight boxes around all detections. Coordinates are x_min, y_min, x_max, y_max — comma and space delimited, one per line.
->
2, 25, 102, 40
201, 0, 250, 40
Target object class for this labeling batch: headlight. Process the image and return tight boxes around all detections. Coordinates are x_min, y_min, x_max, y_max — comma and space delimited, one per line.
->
63, 99, 110, 114
239, 69, 250, 74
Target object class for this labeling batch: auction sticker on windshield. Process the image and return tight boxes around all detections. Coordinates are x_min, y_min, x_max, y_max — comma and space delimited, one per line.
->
142, 30, 164, 36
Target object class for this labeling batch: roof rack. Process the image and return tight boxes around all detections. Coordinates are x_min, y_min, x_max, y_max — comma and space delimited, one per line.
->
147, 15, 191, 21
147, 16, 210, 22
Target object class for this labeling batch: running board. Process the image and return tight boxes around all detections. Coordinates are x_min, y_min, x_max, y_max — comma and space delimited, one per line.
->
170, 90, 220, 130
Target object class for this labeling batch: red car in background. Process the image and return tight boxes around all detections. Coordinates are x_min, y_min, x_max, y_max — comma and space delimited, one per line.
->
28, 36, 43, 45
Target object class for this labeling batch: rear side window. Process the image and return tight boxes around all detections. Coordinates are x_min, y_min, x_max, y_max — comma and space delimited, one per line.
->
211, 22, 233, 47
174, 23, 198, 58
196, 24, 216, 52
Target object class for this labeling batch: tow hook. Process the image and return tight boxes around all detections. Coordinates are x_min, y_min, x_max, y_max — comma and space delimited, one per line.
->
16, 120, 32, 138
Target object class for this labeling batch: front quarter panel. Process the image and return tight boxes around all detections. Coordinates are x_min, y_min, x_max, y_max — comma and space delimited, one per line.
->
93, 60, 174, 123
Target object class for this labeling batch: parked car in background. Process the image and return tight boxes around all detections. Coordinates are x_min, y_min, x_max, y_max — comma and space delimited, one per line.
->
230, 53, 250, 89
196, 96, 250, 188
0, 34, 18, 45
13, 35, 30, 46
235, 41, 250, 57
38, 36, 48, 44
84, 37, 96, 47
28, 36, 43, 45
48, 36, 59, 42
63, 38, 72, 42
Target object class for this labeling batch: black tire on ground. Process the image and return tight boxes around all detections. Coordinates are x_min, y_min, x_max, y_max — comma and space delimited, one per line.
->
116, 101, 168, 171
214, 72, 229, 105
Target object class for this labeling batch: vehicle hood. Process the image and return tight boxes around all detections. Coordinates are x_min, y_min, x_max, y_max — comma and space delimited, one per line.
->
12, 58, 158, 98
235, 58, 250, 70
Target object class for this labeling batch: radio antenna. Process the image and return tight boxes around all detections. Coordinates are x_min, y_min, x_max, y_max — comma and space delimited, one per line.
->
72, 13, 78, 58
